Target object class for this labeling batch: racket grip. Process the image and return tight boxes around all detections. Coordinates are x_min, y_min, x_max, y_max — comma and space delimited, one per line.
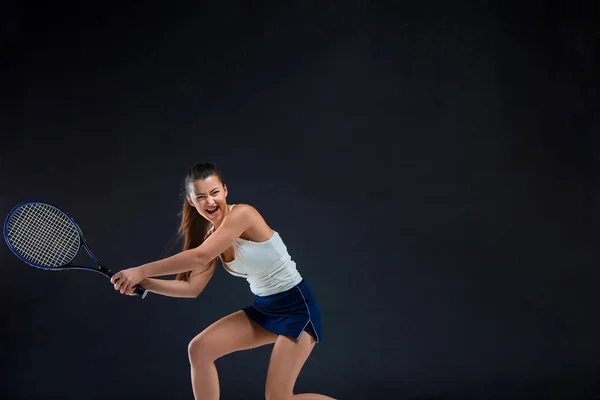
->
134, 286, 149, 299
105, 270, 149, 299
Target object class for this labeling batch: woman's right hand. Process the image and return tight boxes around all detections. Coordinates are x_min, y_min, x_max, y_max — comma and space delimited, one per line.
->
125, 278, 151, 296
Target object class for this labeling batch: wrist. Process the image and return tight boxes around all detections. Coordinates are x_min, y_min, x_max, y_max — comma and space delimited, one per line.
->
139, 277, 153, 289
137, 264, 150, 280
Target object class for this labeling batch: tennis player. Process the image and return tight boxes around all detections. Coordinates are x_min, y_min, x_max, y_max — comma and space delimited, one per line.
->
111, 163, 335, 400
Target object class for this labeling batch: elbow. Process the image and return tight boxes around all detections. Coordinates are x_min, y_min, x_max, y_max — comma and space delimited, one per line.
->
192, 284, 208, 298
188, 281, 207, 299
187, 289, 204, 299
181, 287, 200, 299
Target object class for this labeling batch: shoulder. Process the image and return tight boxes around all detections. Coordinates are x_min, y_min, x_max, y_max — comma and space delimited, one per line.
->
227, 204, 272, 240
226, 203, 264, 225
229, 203, 261, 220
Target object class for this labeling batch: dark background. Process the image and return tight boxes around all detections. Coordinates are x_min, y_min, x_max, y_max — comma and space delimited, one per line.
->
2, 1, 599, 399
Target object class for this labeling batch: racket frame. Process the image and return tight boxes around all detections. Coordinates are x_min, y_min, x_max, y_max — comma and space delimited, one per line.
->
3, 201, 148, 299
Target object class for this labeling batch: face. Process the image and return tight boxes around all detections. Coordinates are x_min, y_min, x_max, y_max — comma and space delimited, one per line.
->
187, 175, 228, 224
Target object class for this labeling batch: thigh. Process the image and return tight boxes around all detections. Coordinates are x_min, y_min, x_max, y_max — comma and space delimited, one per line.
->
189, 310, 277, 361
265, 331, 317, 398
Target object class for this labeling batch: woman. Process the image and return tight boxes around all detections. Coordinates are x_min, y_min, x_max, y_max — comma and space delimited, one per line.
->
111, 163, 335, 400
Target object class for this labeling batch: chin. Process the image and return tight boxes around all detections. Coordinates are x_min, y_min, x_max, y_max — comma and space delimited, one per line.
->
204, 207, 223, 221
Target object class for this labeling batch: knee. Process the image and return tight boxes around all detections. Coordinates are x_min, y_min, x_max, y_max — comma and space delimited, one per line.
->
187, 332, 213, 364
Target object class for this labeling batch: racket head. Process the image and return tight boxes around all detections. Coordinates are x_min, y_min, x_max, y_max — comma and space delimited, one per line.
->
3, 201, 82, 269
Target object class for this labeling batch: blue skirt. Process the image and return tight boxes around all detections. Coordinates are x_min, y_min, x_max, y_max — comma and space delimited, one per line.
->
243, 279, 323, 343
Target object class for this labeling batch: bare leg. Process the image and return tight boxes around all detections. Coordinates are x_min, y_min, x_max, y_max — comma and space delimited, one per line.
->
188, 310, 277, 400
265, 331, 337, 400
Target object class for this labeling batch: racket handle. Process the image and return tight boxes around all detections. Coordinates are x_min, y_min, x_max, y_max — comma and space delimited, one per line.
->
105, 270, 149, 299
134, 286, 149, 299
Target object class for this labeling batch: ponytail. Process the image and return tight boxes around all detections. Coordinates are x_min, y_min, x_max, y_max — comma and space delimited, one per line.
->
176, 198, 215, 282
176, 162, 224, 282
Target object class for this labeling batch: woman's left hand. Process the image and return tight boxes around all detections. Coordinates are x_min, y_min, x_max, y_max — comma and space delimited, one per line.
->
111, 267, 146, 295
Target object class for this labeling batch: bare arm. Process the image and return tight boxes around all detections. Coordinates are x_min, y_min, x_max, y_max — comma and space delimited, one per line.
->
113, 205, 256, 295
140, 205, 253, 279
134, 262, 215, 298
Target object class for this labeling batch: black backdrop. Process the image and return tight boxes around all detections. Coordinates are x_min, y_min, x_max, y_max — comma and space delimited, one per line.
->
2, 1, 599, 399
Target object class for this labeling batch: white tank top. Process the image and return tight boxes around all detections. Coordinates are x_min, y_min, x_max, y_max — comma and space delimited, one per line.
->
219, 205, 303, 296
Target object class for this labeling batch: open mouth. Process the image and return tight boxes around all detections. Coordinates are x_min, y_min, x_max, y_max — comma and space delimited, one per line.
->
206, 205, 219, 216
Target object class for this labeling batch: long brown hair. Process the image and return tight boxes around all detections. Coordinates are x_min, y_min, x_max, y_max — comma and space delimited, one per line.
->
175, 163, 225, 282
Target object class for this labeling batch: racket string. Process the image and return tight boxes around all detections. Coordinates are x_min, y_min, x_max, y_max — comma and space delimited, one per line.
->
7, 207, 51, 261
11, 205, 77, 266
44, 207, 77, 265
16, 206, 64, 263
9, 206, 59, 264
7, 203, 79, 267
10, 205, 58, 264
36, 205, 79, 265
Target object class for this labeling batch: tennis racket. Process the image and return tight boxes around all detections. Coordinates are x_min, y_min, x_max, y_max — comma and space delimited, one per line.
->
3, 201, 148, 299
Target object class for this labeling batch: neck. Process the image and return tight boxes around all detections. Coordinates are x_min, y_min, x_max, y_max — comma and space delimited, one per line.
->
211, 203, 230, 229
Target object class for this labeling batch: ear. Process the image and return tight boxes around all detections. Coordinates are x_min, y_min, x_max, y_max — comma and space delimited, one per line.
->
223, 184, 228, 198
186, 196, 195, 208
